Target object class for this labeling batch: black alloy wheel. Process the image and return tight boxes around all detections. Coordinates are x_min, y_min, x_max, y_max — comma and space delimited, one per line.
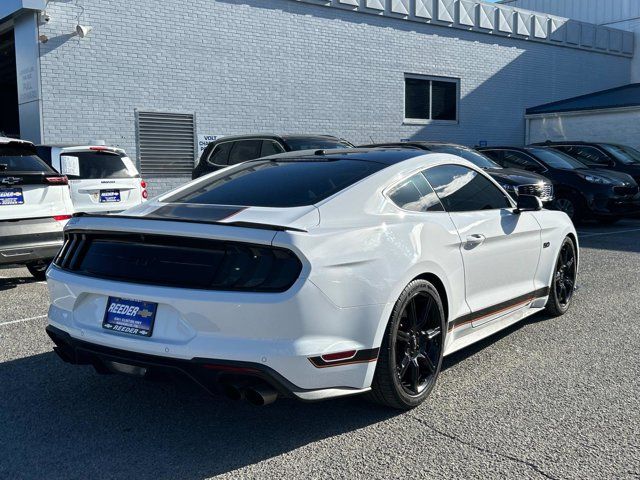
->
545, 237, 577, 316
369, 279, 445, 409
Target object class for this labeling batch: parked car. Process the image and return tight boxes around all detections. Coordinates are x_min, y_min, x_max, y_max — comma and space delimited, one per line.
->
46, 148, 577, 409
478, 146, 640, 224
0, 137, 74, 279
361, 142, 554, 204
36, 144, 147, 214
530, 141, 640, 184
192, 134, 354, 179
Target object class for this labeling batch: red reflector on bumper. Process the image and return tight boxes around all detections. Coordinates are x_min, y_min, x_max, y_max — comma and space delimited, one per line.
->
53, 215, 72, 221
320, 350, 357, 363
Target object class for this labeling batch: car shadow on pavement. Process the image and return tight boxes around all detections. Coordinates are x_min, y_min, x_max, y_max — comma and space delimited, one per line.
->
0, 276, 39, 292
442, 313, 553, 372
0, 351, 399, 480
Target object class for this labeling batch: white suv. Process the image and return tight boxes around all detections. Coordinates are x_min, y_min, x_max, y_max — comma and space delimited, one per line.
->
36, 144, 148, 214
0, 137, 74, 279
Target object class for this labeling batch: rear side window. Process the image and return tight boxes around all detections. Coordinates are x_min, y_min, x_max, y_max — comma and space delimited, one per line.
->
207, 142, 233, 166
62, 151, 138, 179
228, 140, 263, 165
388, 173, 443, 212
261, 140, 285, 157
423, 164, 511, 212
165, 159, 385, 208
0, 145, 54, 173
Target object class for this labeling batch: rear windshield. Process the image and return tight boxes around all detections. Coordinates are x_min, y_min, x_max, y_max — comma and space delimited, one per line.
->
285, 138, 353, 151
0, 145, 54, 173
164, 159, 384, 207
62, 151, 139, 179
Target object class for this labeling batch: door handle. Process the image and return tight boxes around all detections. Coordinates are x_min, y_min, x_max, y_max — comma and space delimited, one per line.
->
465, 234, 486, 248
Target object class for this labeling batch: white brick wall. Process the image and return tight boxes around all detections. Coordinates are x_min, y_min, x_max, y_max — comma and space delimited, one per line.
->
38, 0, 632, 195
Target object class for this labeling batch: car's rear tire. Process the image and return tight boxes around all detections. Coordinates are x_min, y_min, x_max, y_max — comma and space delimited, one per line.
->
545, 237, 577, 317
368, 279, 445, 410
26, 261, 49, 281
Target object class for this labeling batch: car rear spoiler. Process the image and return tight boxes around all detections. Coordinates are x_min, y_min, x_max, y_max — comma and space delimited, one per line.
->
71, 211, 308, 233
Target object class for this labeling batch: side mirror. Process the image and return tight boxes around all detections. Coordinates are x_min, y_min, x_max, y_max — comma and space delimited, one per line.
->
515, 195, 542, 213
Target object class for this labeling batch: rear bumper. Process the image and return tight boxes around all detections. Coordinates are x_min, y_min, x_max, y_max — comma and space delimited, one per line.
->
46, 325, 370, 401
0, 217, 63, 265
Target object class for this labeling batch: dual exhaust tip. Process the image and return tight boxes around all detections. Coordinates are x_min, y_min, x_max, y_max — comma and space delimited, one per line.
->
221, 381, 278, 406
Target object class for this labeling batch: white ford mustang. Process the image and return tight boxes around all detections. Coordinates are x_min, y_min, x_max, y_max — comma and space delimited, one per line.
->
45, 148, 578, 409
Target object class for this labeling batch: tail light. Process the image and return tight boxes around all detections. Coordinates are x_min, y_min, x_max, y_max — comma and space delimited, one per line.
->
53, 215, 72, 222
55, 232, 303, 292
46, 176, 68, 186
141, 179, 148, 199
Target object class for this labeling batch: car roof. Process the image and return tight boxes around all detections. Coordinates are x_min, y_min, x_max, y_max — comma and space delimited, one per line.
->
529, 141, 601, 146
259, 147, 430, 165
361, 141, 474, 150
206, 134, 345, 143
478, 146, 529, 151
280, 134, 346, 141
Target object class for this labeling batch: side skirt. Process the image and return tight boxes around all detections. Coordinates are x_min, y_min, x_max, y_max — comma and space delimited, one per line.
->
443, 289, 549, 357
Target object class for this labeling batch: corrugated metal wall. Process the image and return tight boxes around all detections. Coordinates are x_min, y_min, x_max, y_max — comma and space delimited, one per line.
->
500, 0, 640, 26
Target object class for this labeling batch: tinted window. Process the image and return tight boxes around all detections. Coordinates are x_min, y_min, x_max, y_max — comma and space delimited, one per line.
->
64, 151, 138, 179
35, 146, 52, 167
228, 140, 263, 165
501, 151, 544, 172
527, 148, 585, 170
432, 81, 457, 121
600, 144, 640, 165
423, 165, 511, 212
284, 138, 352, 151
261, 140, 285, 157
405, 78, 430, 120
208, 142, 233, 166
557, 146, 610, 166
165, 159, 385, 208
432, 146, 500, 169
0, 145, 54, 173
405, 76, 458, 122
388, 173, 443, 212
480, 149, 503, 163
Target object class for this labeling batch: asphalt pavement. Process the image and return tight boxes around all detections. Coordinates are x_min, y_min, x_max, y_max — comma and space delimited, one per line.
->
1, 221, 639, 480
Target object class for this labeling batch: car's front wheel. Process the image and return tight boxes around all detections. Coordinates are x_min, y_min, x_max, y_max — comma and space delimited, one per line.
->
545, 237, 577, 317
368, 279, 445, 410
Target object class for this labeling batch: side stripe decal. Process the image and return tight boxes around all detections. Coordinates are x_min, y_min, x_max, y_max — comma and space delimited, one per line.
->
448, 287, 550, 332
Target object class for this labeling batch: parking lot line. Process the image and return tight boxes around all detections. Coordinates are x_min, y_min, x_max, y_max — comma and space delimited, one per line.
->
578, 227, 640, 238
0, 315, 47, 327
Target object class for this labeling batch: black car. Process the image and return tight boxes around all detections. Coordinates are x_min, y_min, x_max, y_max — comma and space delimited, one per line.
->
531, 141, 640, 185
478, 146, 640, 223
361, 142, 554, 204
192, 134, 354, 179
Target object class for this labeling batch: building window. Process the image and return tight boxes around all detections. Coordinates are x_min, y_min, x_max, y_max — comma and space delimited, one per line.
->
136, 111, 196, 177
404, 74, 459, 124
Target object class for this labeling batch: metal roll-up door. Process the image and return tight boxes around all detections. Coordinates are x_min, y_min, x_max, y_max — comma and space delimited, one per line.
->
136, 111, 196, 176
